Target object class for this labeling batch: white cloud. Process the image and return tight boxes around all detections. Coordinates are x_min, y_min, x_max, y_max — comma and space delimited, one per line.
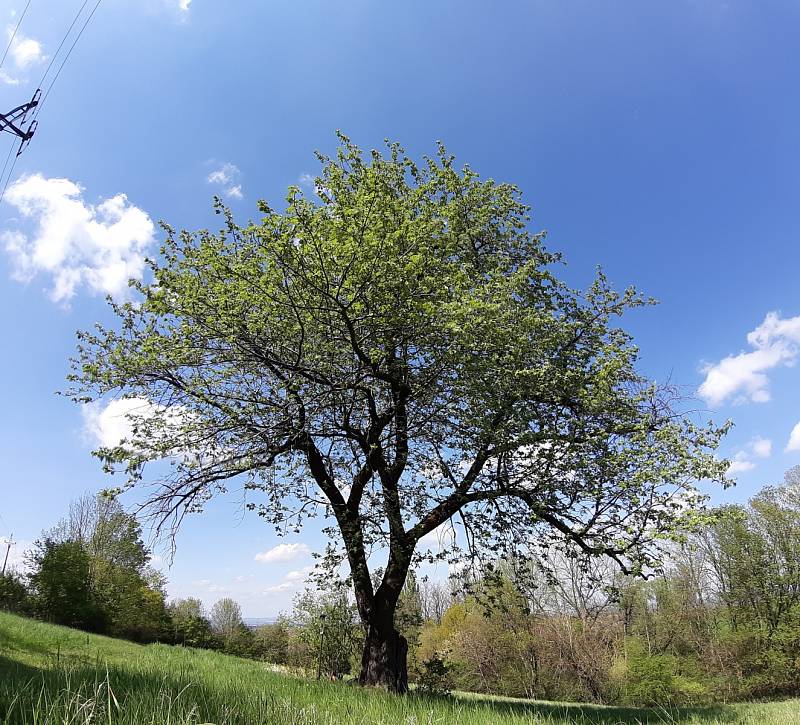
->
82, 397, 156, 449
207, 162, 243, 201
262, 565, 314, 594
751, 436, 772, 459
254, 542, 311, 564
0, 27, 46, 84
284, 565, 314, 583
0, 69, 19, 85
298, 173, 315, 186
418, 522, 457, 552
724, 436, 773, 476
264, 581, 294, 593
207, 164, 237, 185
178, 0, 191, 10
727, 454, 756, 475
698, 312, 800, 406
2, 174, 155, 303
786, 422, 800, 453
82, 397, 197, 463
8, 28, 45, 69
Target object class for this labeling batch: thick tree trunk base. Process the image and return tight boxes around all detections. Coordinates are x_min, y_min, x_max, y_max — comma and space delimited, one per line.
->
358, 625, 409, 693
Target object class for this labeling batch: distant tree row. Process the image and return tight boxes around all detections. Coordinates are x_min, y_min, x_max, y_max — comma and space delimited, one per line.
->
3, 469, 800, 705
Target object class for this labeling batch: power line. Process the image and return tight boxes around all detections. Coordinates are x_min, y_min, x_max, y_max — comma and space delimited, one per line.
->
36, 0, 104, 117
36, 0, 90, 90
0, 0, 32, 72
0, 141, 16, 199
0, 151, 21, 206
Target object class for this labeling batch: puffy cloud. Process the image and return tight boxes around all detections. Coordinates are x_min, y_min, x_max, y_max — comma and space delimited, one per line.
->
0, 27, 45, 84
727, 454, 756, 475
82, 397, 197, 460
2, 174, 155, 302
263, 581, 294, 593
751, 436, 772, 459
207, 162, 243, 200
82, 397, 154, 449
178, 0, 191, 10
284, 566, 314, 583
786, 422, 800, 453
0, 69, 19, 85
262, 565, 314, 594
8, 29, 45, 69
698, 312, 800, 407
724, 436, 773, 476
254, 542, 311, 564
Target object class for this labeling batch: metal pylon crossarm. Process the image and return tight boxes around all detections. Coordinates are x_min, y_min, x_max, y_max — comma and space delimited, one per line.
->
0, 88, 41, 156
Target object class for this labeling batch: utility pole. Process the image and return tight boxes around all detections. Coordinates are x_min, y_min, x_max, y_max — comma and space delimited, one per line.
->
2, 533, 13, 575
0, 88, 41, 156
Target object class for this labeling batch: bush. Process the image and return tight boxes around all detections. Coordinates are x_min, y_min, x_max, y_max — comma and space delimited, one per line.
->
613, 641, 708, 706
254, 621, 290, 664
0, 572, 29, 614
416, 654, 453, 696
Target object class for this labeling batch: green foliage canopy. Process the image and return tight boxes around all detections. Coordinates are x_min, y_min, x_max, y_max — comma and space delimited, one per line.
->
69, 135, 728, 642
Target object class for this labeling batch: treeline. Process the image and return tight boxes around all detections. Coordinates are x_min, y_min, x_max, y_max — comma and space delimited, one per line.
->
257, 468, 800, 706
0, 494, 171, 642
0, 494, 276, 656
3, 470, 800, 706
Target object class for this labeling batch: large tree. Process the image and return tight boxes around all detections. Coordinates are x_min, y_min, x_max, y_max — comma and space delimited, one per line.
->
69, 135, 727, 691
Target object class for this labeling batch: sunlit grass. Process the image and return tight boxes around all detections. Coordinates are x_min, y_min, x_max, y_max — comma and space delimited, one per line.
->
0, 612, 797, 724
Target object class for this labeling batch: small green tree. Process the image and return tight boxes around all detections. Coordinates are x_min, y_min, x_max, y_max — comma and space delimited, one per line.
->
210, 597, 245, 639
46, 493, 168, 642
28, 539, 102, 630
253, 620, 290, 664
0, 571, 29, 614
168, 597, 216, 648
290, 586, 362, 679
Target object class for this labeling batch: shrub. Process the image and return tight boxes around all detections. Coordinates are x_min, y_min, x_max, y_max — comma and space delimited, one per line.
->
416, 654, 453, 696
0, 572, 29, 614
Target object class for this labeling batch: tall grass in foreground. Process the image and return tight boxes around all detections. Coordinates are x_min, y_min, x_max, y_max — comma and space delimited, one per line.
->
1, 612, 798, 725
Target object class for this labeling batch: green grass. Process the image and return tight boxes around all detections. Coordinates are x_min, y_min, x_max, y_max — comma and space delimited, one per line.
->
0, 612, 797, 724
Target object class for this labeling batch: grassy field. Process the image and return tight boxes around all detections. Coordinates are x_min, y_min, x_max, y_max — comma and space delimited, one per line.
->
0, 612, 798, 724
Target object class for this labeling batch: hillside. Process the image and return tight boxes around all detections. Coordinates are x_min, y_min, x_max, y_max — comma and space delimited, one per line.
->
0, 612, 797, 724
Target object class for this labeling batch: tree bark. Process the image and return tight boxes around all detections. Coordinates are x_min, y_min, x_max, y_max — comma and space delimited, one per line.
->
358, 617, 409, 693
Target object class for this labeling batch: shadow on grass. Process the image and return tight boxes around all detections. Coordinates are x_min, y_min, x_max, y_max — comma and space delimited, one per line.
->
0, 648, 740, 725
426, 691, 739, 724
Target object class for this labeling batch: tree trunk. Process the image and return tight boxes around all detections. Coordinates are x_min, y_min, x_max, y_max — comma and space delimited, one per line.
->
358, 619, 409, 693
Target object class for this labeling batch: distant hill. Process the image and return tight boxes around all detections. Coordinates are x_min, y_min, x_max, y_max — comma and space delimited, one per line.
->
243, 616, 278, 628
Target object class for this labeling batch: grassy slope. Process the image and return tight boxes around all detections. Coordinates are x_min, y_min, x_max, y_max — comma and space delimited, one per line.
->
0, 612, 797, 725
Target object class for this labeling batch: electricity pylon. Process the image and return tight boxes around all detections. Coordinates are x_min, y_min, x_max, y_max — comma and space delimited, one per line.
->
0, 88, 41, 156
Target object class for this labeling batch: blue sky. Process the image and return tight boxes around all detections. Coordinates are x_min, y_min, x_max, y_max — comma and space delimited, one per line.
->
1, 0, 799, 617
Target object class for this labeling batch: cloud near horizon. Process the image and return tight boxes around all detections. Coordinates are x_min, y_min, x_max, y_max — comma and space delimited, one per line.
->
254, 542, 311, 564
